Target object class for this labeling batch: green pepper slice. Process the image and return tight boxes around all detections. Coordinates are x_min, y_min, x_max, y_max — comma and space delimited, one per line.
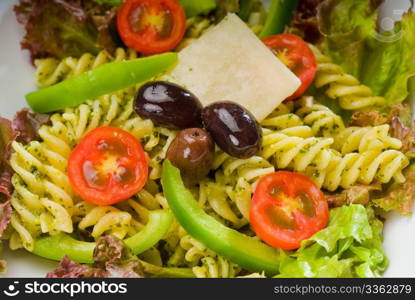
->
32, 209, 173, 264
161, 160, 281, 276
259, 0, 299, 39
33, 234, 95, 263
139, 259, 195, 278
151, 267, 195, 278
26, 52, 178, 113
124, 209, 173, 254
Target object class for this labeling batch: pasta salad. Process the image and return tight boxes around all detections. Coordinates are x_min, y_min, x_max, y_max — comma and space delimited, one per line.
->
0, 0, 414, 278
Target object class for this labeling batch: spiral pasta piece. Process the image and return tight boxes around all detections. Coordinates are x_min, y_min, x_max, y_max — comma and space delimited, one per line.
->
323, 150, 409, 191
309, 45, 385, 111
35, 48, 138, 88
164, 224, 239, 278
260, 128, 340, 187
161, 224, 213, 268
296, 97, 345, 137
261, 130, 335, 172
210, 153, 275, 221
143, 127, 177, 180
9, 212, 35, 251
10, 140, 74, 250
179, 234, 213, 265
261, 103, 313, 138
186, 17, 212, 39
74, 202, 132, 240
176, 17, 212, 51
73, 186, 167, 242
192, 256, 240, 278
212, 153, 275, 185
334, 125, 402, 155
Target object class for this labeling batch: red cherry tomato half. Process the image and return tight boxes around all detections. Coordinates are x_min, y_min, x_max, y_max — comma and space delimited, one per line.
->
68, 126, 148, 205
117, 0, 186, 55
263, 34, 317, 101
250, 171, 329, 250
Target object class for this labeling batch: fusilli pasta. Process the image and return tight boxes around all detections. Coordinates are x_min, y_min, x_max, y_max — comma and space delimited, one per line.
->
261, 127, 408, 190
211, 153, 275, 221
296, 96, 345, 137
334, 125, 402, 154
261, 102, 314, 138
74, 201, 133, 240
192, 256, 241, 278
323, 149, 409, 191
176, 17, 212, 51
261, 130, 335, 173
309, 44, 385, 111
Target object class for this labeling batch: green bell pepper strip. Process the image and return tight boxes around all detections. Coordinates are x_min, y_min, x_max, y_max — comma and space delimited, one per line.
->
32, 210, 173, 264
139, 260, 195, 278
33, 234, 95, 263
151, 267, 195, 278
179, 0, 216, 17
259, 0, 299, 39
26, 52, 178, 113
161, 160, 282, 276
123, 209, 173, 254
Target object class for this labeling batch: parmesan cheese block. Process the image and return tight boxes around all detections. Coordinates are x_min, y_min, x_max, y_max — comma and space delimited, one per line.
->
167, 13, 301, 121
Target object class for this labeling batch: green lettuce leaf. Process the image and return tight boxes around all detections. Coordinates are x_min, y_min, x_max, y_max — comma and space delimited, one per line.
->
317, 0, 415, 106
360, 12, 415, 105
276, 205, 387, 278
304, 204, 372, 252
317, 0, 381, 77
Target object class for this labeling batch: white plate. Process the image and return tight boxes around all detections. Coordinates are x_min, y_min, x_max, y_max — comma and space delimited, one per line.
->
0, 0, 414, 277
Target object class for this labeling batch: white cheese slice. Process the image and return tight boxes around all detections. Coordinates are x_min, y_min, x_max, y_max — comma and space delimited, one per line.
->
167, 13, 301, 121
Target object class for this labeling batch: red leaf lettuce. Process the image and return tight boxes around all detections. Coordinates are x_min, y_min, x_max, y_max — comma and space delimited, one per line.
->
14, 0, 121, 62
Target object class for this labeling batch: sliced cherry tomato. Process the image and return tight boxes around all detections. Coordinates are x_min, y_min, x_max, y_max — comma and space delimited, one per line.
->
117, 0, 186, 55
68, 126, 148, 205
263, 33, 317, 101
250, 171, 328, 250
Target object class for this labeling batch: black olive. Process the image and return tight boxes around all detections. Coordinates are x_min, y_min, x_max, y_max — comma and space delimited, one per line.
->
134, 81, 203, 129
202, 101, 262, 159
166, 128, 215, 186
